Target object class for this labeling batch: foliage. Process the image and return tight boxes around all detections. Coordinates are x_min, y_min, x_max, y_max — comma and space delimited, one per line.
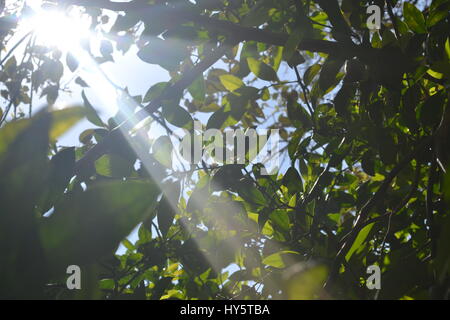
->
0, 0, 449, 299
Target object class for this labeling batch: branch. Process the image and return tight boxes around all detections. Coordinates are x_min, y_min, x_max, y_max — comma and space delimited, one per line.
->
386, 0, 400, 39
293, 66, 314, 115
0, 31, 32, 67
63, 0, 349, 55
426, 153, 437, 258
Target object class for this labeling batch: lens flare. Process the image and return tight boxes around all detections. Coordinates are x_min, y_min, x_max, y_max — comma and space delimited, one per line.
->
22, 8, 91, 51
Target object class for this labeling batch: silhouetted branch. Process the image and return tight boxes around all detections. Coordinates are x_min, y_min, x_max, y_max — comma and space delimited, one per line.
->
63, 0, 347, 54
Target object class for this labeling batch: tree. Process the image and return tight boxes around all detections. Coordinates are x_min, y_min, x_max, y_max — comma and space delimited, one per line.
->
0, 0, 449, 299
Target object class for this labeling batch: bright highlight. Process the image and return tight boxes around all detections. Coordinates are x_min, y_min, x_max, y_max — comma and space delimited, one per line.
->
23, 8, 91, 51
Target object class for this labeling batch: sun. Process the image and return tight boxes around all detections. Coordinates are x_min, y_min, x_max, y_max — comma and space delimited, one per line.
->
23, 8, 91, 51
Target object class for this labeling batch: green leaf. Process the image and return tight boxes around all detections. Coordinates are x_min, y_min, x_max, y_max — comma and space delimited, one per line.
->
137, 223, 152, 244
237, 180, 267, 207
122, 238, 135, 251
247, 57, 279, 82
282, 167, 303, 194
333, 83, 356, 118
137, 38, 189, 71
151, 277, 173, 300
287, 93, 312, 129
273, 46, 284, 71
157, 181, 180, 237
41, 60, 64, 83
286, 51, 306, 68
304, 64, 321, 85
79, 128, 95, 144
361, 150, 375, 176
418, 92, 445, 128
211, 164, 244, 191
188, 76, 206, 102
269, 210, 290, 232
143, 82, 168, 103
38, 147, 76, 212
445, 38, 450, 60
82, 91, 105, 127
111, 13, 139, 32
345, 223, 374, 262
283, 27, 305, 62
162, 101, 193, 129
426, 7, 449, 27
319, 56, 345, 91
403, 3, 427, 33
49, 107, 86, 141
206, 103, 242, 130
262, 250, 299, 268
219, 74, 244, 92
186, 174, 211, 213
152, 135, 173, 168
95, 154, 134, 178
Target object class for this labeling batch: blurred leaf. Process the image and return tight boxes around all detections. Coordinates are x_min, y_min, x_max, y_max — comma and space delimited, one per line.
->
0, 112, 52, 297
50, 107, 85, 141
100, 40, 114, 58
40, 180, 160, 273
286, 264, 328, 299
66, 52, 79, 72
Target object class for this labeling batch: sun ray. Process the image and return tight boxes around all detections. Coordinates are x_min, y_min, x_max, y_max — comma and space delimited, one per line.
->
19, 5, 284, 296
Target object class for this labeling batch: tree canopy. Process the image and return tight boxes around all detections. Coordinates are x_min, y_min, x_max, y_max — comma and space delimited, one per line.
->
0, 0, 449, 299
